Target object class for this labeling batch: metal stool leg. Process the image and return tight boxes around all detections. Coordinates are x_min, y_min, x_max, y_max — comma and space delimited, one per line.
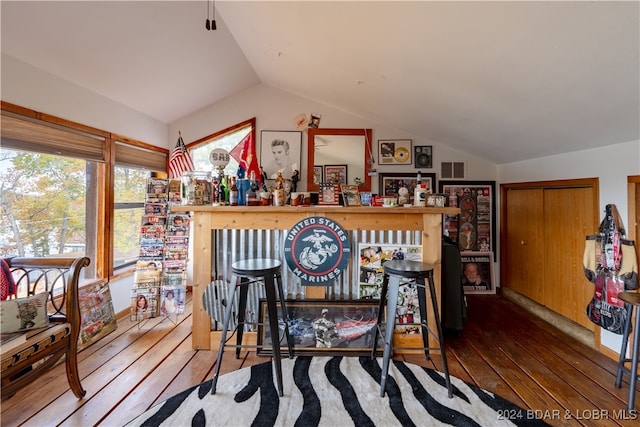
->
211, 278, 239, 395
275, 271, 294, 358
380, 274, 400, 397
416, 279, 430, 359
371, 272, 389, 360
235, 278, 249, 358
628, 305, 640, 412
264, 274, 285, 397
616, 303, 633, 388
426, 271, 453, 398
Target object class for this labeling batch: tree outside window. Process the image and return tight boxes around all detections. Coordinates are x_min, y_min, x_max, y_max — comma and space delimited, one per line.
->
0, 149, 93, 261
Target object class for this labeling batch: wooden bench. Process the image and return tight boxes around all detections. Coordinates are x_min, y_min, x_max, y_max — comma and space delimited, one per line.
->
1, 257, 89, 400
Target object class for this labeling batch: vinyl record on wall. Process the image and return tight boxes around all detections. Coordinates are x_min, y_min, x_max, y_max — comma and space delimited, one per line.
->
378, 139, 412, 165
414, 145, 433, 168
394, 147, 410, 163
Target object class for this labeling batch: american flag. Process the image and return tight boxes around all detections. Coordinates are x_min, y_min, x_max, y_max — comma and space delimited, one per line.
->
169, 132, 195, 179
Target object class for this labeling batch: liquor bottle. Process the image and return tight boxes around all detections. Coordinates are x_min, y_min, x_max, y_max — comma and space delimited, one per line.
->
246, 178, 259, 206
229, 177, 239, 206
224, 175, 230, 203
211, 180, 218, 204
417, 170, 422, 185
217, 177, 226, 205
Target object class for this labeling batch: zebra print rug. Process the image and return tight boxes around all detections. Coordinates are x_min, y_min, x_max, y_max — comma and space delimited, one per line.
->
127, 356, 548, 426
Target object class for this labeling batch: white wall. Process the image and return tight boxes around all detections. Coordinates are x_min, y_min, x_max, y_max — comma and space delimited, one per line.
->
1, 54, 168, 147
498, 139, 640, 353
108, 275, 134, 316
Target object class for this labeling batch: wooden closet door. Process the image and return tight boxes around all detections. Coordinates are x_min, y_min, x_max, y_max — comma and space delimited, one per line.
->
543, 187, 596, 331
505, 188, 544, 301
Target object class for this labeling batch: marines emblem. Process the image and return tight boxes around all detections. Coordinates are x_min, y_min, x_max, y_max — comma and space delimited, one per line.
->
284, 216, 350, 285
299, 229, 339, 270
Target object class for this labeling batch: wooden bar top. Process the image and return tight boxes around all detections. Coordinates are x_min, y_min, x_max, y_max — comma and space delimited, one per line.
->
172, 205, 459, 232
172, 205, 458, 214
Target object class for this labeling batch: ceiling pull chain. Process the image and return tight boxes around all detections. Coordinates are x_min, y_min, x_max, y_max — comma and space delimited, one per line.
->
206, 0, 211, 30
210, 0, 217, 31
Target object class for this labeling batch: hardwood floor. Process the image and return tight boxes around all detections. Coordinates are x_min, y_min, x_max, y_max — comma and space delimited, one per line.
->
1, 292, 637, 426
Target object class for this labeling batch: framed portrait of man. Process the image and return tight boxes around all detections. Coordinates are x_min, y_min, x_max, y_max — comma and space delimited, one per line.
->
260, 130, 302, 180
460, 252, 495, 294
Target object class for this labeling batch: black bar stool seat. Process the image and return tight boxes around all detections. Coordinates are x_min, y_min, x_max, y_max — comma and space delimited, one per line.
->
615, 291, 640, 413
211, 258, 294, 396
371, 259, 453, 398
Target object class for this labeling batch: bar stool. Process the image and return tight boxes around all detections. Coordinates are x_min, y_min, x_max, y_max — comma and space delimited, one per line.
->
615, 291, 640, 413
211, 258, 294, 396
371, 259, 453, 398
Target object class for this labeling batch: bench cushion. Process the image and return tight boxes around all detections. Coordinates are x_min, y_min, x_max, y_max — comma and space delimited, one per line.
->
1, 322, 70, 373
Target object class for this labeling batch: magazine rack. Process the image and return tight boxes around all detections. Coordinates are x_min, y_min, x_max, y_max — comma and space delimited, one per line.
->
132, 177, 188, 328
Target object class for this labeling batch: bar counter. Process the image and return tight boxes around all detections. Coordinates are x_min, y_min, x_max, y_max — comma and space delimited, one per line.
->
171, 205, 460, 350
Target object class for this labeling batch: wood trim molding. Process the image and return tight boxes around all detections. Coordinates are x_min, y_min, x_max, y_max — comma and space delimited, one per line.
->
2, 100, 109, 138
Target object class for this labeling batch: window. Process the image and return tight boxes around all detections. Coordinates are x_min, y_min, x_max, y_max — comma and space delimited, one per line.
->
0, 147, 99, 281
189, 118, 255, 178
113, 166, 148, 269
113, 140, 168, 270
0, 110, 106, 281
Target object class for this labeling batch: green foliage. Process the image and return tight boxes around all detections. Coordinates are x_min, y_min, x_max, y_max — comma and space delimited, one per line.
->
1, 151, 151, 263
113, 166, 148, 264
114, 166, 148, 203
0, 150, 86, 257
113, 207, 143, 263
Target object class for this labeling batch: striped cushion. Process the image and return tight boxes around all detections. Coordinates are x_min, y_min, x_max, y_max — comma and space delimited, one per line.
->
1, 323, 70, 373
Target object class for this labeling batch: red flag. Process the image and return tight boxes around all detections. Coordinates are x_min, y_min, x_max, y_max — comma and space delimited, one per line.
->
229, 132, 261, 183
169, 133, 195, 179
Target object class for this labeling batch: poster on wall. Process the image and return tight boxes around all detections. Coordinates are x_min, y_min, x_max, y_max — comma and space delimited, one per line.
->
438, 180, 496, 260
260, 130, 302, 180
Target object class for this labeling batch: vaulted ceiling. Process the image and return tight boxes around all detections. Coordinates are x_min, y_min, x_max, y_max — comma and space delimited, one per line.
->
1, 1, 638, 164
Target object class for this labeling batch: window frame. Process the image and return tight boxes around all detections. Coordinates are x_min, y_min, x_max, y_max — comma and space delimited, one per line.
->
188, 117, 256, 165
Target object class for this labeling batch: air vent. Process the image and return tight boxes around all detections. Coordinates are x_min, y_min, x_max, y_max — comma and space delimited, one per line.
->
440, 161, 465, 179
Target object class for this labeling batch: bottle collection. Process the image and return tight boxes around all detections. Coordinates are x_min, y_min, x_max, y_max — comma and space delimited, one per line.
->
181, 169, 291, 207
179, 170, 444, 208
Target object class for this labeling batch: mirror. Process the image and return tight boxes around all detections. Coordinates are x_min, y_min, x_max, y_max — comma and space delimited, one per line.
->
307, 128, 373, 192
